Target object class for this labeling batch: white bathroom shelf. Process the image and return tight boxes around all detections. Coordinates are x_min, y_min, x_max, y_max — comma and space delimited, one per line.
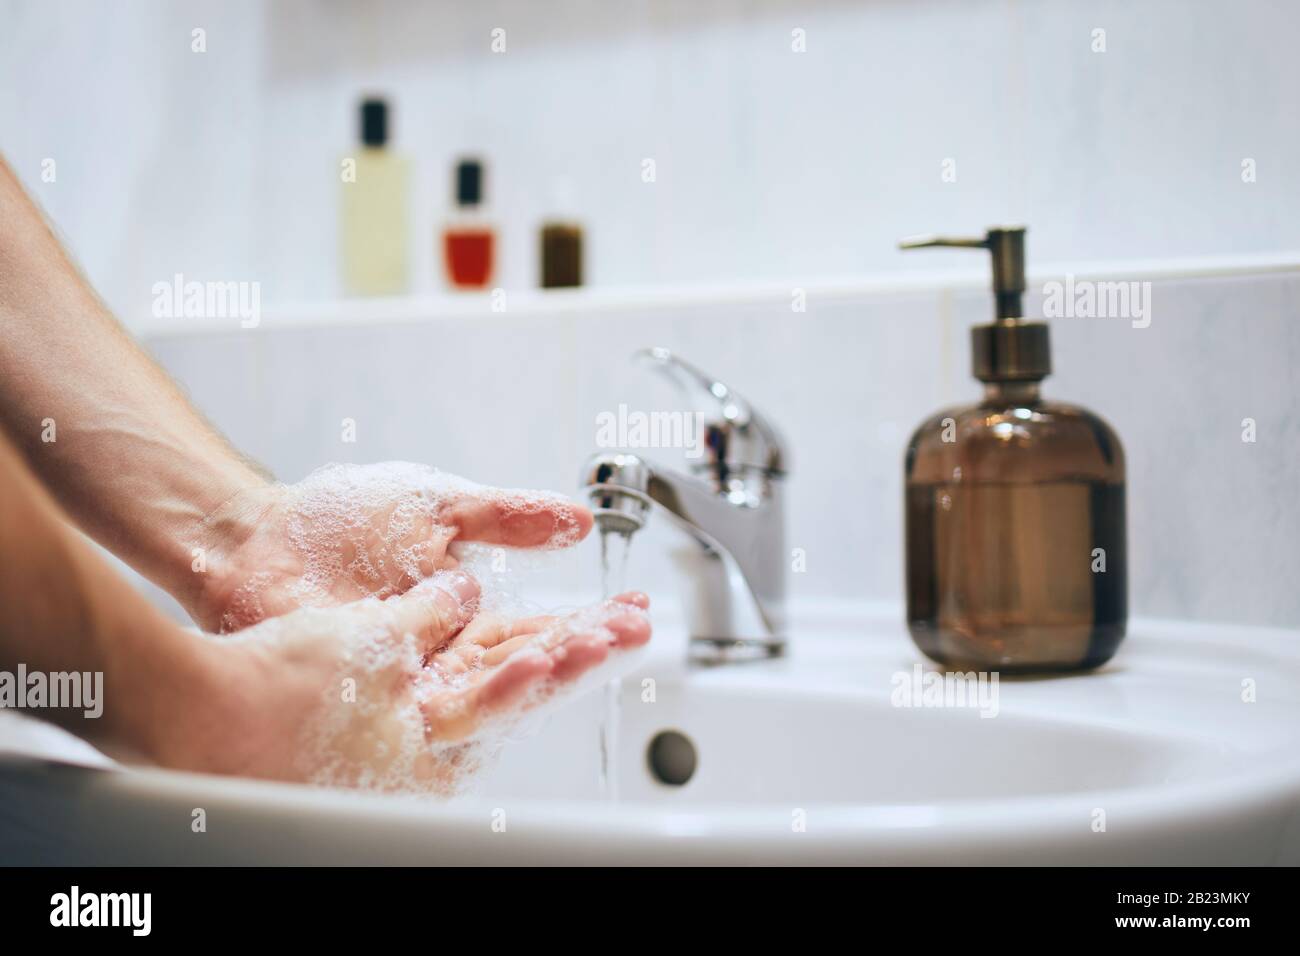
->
135, 251, 1300, 339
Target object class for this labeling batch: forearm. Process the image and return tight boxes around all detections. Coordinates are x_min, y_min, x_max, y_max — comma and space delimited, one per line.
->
0, 155, 266, 611
0, 428, 217, 756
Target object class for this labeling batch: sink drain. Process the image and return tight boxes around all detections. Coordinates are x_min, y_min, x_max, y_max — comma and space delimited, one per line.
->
646, 730, 697, 786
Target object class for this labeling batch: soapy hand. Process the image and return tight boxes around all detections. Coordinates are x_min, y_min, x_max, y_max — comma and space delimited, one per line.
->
165, 462, 651, 793
153, 571, 651, 792
193, 463, 593, 633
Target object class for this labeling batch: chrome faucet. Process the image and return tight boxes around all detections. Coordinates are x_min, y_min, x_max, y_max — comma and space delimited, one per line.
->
580, 348, 789, 663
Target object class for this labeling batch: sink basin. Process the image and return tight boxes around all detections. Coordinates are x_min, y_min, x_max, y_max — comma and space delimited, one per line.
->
484, 681, 1205, 806
4, 603, 1299, 864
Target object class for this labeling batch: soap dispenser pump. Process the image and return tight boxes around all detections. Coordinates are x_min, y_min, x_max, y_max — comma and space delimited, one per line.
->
900, 227, 1127, 673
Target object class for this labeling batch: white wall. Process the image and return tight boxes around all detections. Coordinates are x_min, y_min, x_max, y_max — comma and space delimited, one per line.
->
0, 0, 265, 325
2, 0, 1298, 325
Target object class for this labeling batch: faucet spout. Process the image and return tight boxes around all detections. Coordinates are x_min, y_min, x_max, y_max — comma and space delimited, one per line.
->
584, 452, 653, 535
581, 350, 790, 663
582, 450, 786, 662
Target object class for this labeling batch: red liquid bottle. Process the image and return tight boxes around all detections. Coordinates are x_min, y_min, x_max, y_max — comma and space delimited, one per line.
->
443, 158, 495, 289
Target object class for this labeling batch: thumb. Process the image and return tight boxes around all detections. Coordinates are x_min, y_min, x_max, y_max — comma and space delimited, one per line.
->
382, 570, 480, 652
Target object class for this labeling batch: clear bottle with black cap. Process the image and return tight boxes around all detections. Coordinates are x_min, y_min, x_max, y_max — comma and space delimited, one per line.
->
900, 227, 1127, 673
340, 97, 409, 296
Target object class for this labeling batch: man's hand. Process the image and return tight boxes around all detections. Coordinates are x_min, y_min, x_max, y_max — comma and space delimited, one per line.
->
191, 462, 595, 633
149, 573, 651, 793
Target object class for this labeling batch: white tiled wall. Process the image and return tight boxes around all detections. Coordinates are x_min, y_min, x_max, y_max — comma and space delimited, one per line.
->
2, 0, 1298, 326
143, 265, 1300, 629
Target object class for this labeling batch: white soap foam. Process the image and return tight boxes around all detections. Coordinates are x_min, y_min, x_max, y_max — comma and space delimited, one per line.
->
218, 462, 585, 632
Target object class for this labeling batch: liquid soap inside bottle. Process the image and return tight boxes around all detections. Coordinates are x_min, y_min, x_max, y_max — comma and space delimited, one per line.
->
905, 380, 1127, 673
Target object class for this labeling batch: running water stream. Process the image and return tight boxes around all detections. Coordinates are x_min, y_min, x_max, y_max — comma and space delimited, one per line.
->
597, 528, 633, 801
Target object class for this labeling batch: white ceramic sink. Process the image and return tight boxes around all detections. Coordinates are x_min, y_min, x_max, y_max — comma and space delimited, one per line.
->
4, 603, 1300, 864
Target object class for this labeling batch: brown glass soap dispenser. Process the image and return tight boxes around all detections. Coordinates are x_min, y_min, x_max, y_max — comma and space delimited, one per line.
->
900, 227, 1127, 673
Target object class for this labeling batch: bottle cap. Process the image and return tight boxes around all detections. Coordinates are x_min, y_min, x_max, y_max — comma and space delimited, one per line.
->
456, 158, 484, 207
360, 98, 388, 147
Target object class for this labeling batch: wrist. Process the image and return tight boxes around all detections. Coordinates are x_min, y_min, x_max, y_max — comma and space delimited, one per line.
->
186, 481, 282, 631
122, 457, 270, 627
90, 614, 228, 766
117, 635, 250, 774
116, 621, 328, 782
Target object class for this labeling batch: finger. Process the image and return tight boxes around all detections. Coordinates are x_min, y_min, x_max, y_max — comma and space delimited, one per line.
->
423, 650, 553, 741
548, 631, 611, 682
429, 640, 484, 679
608, 591, 650, 610
454, 612, 558, 651
602, 610, 652, 649
435, 612, 558, 672
481, 629, 546, 666
445, 612, 509, 651
440, 488, 593, 550
481, 602, 650, 665
388, 547, 462, 604
404, 533, 455, 582
421, 605, 652, 741
383, 571, 480, 653
477, 650, 554, 709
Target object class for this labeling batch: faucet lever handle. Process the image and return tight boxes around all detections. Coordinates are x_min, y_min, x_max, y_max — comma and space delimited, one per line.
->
633, 346, 787, 476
